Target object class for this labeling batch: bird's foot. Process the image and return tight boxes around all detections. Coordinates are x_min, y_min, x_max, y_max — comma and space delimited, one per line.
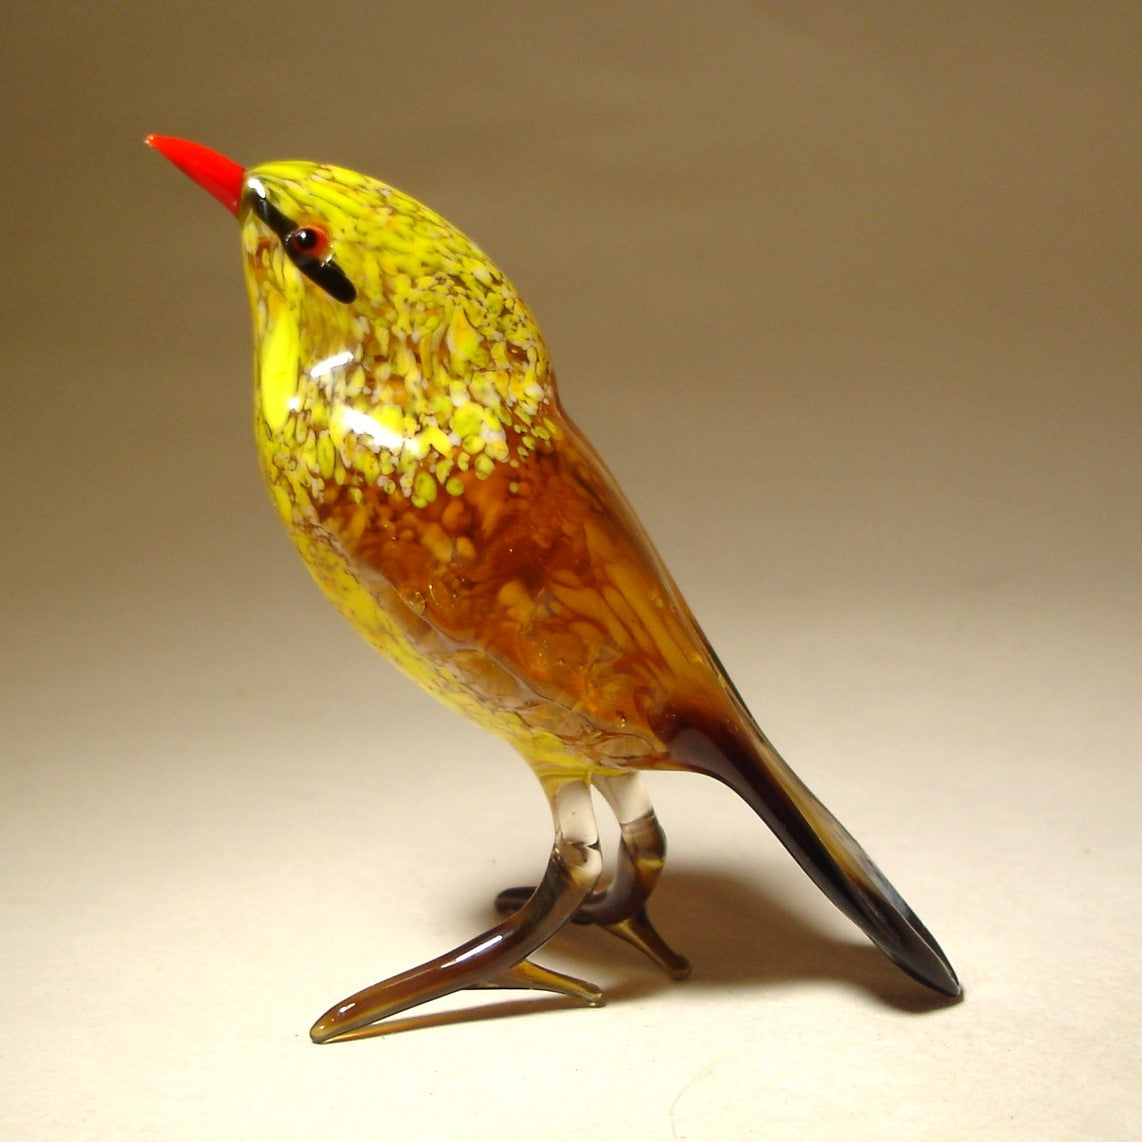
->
599, 906, 692, 980
311, 826, 603, 1043
473, 958, 603, 1004
495, 886, 691, 980
310, 953, 602, 1044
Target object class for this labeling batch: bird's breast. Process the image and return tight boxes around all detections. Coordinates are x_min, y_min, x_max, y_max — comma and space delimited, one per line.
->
258, 382, 738, 769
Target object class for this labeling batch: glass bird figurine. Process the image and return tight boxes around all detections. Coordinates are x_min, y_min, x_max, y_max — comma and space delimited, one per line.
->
148, 136, 960, 1042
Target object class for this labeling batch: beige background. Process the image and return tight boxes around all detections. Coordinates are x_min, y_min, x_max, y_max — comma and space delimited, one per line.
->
2, 4, 1138, 1138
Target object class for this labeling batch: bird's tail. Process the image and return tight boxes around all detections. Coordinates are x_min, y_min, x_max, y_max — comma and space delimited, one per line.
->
671, 711, 961, 997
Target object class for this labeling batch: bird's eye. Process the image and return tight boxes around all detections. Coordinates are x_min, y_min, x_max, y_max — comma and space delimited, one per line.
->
286, 227, 330, 260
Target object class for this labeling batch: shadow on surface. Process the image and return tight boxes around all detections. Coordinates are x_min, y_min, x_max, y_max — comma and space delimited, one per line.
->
319, 862, 961, 1041
502, 864, 962, 1015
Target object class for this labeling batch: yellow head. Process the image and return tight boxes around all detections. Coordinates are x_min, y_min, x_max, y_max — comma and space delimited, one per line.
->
243, 160, 561, 511
149, 137, 559, 515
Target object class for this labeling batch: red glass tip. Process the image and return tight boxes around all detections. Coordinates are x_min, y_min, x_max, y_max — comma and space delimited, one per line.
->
146, 135, 245, 215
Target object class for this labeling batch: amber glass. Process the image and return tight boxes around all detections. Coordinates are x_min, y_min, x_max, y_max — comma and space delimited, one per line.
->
149, 136, 960, 1042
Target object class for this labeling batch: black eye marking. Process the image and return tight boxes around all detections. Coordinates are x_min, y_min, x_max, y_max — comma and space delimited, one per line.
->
243, 189, 357, 304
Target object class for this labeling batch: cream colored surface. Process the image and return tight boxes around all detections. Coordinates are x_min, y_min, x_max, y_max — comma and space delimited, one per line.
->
2, 4, 1138, 1138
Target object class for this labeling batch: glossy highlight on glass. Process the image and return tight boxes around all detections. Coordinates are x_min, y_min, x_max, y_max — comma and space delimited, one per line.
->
149, 135, 961, 1042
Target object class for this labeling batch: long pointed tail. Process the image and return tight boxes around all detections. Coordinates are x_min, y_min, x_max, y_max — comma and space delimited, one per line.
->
671, 719, 961, 997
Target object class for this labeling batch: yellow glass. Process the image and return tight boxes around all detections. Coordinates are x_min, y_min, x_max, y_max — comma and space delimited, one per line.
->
149, 136, 960, 1042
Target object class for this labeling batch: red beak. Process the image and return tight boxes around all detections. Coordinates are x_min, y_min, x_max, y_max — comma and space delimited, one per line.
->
147, 135, 245, 216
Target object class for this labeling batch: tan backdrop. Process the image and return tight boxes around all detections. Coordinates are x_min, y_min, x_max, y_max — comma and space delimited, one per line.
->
2, 4, 1138, 1138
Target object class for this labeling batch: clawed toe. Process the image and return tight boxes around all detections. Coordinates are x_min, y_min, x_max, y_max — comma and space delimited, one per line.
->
494, 883, 691, 980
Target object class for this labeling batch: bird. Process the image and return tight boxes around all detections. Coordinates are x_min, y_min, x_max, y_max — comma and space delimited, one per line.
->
148, 134, 960, 1042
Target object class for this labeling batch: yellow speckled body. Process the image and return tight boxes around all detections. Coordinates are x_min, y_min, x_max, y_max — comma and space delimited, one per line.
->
150, 136, 959, 1040
243, 161, 733, 776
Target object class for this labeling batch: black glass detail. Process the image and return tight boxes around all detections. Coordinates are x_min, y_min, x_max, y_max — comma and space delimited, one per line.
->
244, 188, 357, 304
